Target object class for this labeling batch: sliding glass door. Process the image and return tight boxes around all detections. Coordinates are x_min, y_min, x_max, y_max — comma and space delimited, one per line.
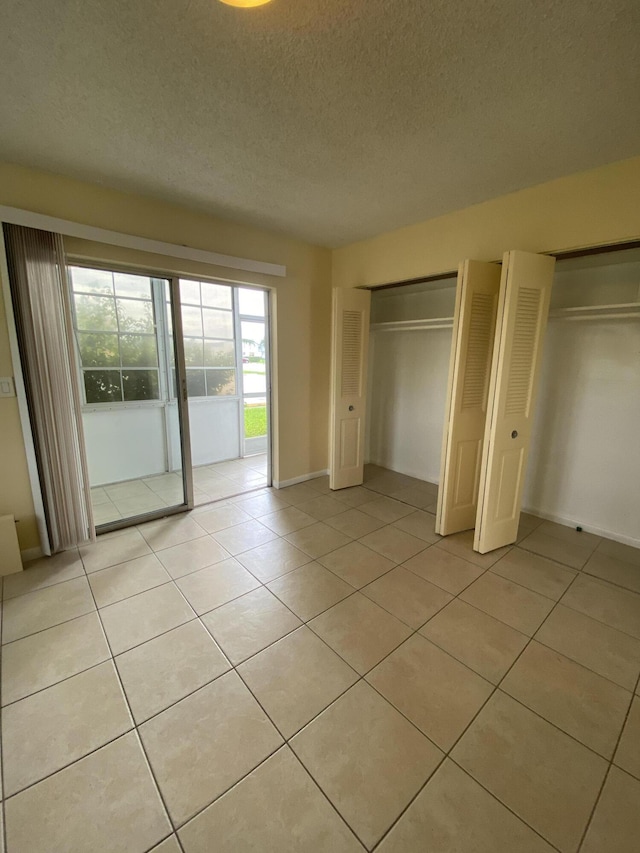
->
68, 266, 192, 529
238, 287, 269, 457
68, 265, 271, 528
176, 280, 271, 504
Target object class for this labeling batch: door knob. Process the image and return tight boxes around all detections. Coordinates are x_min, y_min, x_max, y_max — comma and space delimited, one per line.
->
511, 430, 518, 439
348, 405, 355, 412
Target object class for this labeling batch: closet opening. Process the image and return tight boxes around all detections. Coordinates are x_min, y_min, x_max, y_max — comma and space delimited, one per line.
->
365, 246, 640, 549
366, 274, 457, 500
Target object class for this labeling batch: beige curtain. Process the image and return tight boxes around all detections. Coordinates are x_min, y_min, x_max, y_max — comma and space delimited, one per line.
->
4, 224, 95, 551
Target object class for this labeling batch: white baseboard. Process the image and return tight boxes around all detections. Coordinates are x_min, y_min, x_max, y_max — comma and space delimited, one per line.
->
20, 546, 43, 563
522, 505, 640, 550
273, 469, 329, 489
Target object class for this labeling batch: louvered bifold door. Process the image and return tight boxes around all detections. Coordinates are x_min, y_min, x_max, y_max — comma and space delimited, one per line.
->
329, 287, 371, 490
436, 260, 501, 536
474, 250, 556, 553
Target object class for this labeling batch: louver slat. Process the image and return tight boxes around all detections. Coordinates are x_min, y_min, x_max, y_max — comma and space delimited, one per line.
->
341, 310, 362, 396
461, 292, 495, 410
505, 287, 541, 416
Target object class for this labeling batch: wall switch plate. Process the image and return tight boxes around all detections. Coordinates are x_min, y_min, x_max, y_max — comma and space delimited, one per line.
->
0, 377, 16, 398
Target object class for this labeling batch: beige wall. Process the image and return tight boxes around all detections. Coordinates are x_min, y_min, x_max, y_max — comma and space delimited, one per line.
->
333, 156, 640, 288
0, 162, 332, 552
0, 275, 37, 551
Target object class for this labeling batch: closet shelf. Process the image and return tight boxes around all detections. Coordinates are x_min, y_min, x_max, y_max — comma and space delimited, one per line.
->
370, 317, 454, 332
549, 302, 640, 321
371, 303, 640, 332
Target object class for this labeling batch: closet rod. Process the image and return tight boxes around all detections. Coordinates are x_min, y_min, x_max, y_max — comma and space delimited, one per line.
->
370, 318, 454, 332
548, 303, 640, 321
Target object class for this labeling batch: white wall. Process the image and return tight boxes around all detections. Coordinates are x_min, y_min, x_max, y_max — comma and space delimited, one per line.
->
83, 407, 167, 485
185, 399, 241, 467
370, 285, 456, 324
84, 398, 243, 486
367, 328, 451, 483
523, 319, 640, 545
367, 282, 455, 482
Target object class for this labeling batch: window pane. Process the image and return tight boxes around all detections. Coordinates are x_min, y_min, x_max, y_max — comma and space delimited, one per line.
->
114, 273, 153, 299
238, 288, 265, 317
74, 295, 118, 331
117, 298, 154, 333
186, 369, 206, 398
122, 370, 160, 401
183, 338, 204, 366
180, 279, 201, 305
202, 282, 232, 309
77, 332, 119, 367
206, 368, 236, 396
203, 308, 233, 339
165, 300, 173, 335
241, 321, 266, 362
243, 361, 266, 393
181, 305, 203, 337
244, 397, 267, 438
71, 267, 113, 295
204, 340, 235, 367
120, 335, 158, 367
84, 370, 122, 403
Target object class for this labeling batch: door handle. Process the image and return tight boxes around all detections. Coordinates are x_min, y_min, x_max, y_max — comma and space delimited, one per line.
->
511, 430, 518, 439
348, 405, 355, 412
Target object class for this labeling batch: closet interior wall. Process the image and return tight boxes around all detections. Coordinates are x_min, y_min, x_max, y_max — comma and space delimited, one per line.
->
366, 280, 455, 484
366, 248, 640, 547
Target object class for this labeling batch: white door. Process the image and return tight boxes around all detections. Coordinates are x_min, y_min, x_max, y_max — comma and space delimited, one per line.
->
474, 250, 556, 553
329, 287, 371, 490
436, 260, 501, 535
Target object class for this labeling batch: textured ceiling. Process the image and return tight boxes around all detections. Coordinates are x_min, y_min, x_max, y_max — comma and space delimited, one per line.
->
1, 0, 639, 247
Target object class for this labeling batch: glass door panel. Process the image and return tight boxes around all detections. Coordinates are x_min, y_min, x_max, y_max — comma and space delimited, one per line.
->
238, 290, 269, 457
68, 266, 192, 529
177, 278, 242, 503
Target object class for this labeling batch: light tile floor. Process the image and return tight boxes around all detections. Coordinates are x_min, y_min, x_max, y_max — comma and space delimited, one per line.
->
2, 464, 640, 852
91, 454, 268, 525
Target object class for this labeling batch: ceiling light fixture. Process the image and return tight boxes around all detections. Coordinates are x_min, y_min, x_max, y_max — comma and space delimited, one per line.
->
219, 0, 273, 7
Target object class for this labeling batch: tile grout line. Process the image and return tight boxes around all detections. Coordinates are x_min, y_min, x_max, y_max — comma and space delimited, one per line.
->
16, 482, 634, 601
3, 477, 639, 850
0, 479, 461, 845
225, 655, 375, 850
2, 533, 631, 820
4, 516, 635, 719
4, 517, 637, 695
133, 487, 638, 845
369, 568, 590, 852
2, 727, 139, 802
286, 745, 371, 851
94, 475, 272, 529
90, 503, 451, 844
576, 665, 640, 853
237, 533, 563, 848
80, 558, 191, 853
87, 520, 318, 845
454, 565, 636, 841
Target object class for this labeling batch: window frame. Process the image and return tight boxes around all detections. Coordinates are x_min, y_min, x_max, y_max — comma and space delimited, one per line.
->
68, 263, 271, 471
69, 265, 163, 407
174, 278, 239, 403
